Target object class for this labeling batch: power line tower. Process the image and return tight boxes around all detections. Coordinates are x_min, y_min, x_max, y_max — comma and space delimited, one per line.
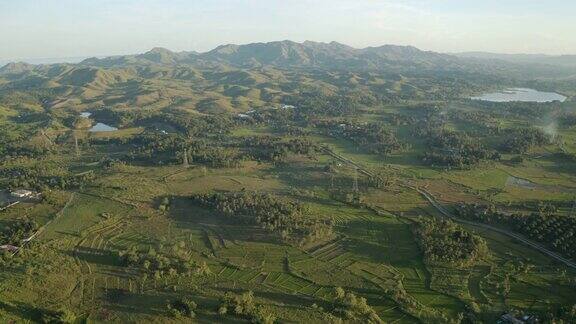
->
74, 132, 80, 157
352, 167, 359, 192
182, 147, 189, 167
330, 172, 334, 189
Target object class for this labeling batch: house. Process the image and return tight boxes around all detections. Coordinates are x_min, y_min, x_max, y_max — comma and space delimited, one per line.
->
497, 313, 525, 324
11, 189, 34, 199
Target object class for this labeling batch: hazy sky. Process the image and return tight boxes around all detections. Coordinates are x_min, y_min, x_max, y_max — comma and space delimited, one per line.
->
1, 0, 575, 61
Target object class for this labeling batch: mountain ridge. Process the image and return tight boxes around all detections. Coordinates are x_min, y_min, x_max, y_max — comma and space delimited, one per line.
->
3, 40, 576, 72
2, 40, 576, 83
456, 51, 576, 68
1, 40, 454, 71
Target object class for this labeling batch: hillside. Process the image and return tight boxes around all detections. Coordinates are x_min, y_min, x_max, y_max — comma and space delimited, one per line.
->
4, 40, 575, 117
2, 41, 521, 114
1, 39, 576, 323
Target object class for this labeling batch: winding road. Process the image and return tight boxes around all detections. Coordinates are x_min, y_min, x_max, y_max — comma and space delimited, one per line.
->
324, 146, 576, 270
416, 187, 576, 270
12, 192, 76, 255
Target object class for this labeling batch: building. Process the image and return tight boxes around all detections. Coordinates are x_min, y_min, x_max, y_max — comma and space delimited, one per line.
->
11, 189, 34, 199
497, 313, 536, 324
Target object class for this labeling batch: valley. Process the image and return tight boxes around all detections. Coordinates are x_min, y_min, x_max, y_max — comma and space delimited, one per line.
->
1, 41, 576, 323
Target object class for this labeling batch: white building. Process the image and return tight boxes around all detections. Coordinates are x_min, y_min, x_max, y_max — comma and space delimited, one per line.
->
11, 189, 34, 198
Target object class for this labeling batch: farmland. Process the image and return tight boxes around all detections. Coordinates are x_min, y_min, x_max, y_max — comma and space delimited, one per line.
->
1, 42, 576, 323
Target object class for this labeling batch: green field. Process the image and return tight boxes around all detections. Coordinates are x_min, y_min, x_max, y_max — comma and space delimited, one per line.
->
2, 45, 576, 323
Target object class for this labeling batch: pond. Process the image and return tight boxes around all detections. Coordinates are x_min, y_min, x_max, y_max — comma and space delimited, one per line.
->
89, 122, 118, 132
471, 88, 566, 103
0, 191, 13, 204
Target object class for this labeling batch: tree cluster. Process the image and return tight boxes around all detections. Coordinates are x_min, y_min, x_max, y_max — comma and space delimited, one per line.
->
91, 108, 235, 137
468, 100, 562, 120
422, 129, 499, 168
314, 120, 407, 156
190, 192, 333, 246
413, 217, 488, 267
499, 127, 550, 154
117, 132, 243, 167
457, 204, 576, 260
166, 298, 197, 319
118, 245, 211, 277
218, 291, 276, 324
1, 218, 38, 245
2, 166, 95, 191
239, 136, 319, 162
331, 287, 383, 323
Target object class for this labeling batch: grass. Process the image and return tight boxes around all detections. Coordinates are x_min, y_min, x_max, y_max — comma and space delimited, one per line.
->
3, 119, 576, 323
41, 193, 133, 240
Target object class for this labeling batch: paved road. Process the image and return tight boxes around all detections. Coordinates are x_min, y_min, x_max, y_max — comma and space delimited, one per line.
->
324, 146, 576, 270
416, 187, 576, 270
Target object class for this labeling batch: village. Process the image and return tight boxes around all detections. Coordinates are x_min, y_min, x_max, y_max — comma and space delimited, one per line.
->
0, 188, 41, 253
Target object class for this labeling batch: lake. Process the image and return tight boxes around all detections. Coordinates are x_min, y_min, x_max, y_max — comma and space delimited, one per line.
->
89, 123, 118, 132
80, 112, 119, 132
471, 88, 566, 103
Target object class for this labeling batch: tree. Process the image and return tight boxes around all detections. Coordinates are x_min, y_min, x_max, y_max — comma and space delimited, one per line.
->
40, 308, 76, 324
167, 298, 197, 318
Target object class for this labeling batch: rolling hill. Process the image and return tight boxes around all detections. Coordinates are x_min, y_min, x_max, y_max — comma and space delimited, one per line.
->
1, 40, 574, 114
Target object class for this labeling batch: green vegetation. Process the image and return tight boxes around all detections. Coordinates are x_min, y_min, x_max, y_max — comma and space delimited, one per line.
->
414, 218, 488, 267
422, 129, 499, 168
190, 192, 334, 246
458, 204, 576, 260
1, 41, 576, 323
0, 218, 38, 245
218, 291, 277, 323
331, 287, 383, 323
166, 298, 197, 319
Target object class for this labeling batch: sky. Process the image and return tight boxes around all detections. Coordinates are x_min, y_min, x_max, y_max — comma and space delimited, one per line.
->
1, 0, 575, 62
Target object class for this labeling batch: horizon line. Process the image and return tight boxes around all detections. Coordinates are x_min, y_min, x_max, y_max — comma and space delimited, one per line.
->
1, 39, 575, 65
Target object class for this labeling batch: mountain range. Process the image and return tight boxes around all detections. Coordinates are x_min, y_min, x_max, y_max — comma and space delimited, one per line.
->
3, 40, 575, 75
1, 40, 574, 115
49, 40, 460, 73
